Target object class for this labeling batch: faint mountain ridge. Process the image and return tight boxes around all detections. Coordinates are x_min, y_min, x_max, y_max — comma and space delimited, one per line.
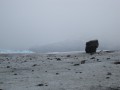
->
30, 40, 120, 53
30, 39, 84, 53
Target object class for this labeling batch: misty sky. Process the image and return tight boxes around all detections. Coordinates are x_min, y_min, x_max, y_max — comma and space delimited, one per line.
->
0, 0, 120, 50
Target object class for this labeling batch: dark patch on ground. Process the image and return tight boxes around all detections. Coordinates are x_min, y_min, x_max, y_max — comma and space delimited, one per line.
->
106, 77, 110, 79
55, 58, 61, 61
107, 58, 110, 60
66, 55, 71, 57
105, 51, 115, 53
73, 64, 80, 66
14, 73, 17, 75
36, 84, 44, 86
7, 66, 10, 68
90, 57, 95, 59
90, 85, 120, 90
114, 62, 120, 64
32, 64, 37, 67
81, 60, 86, 64
56, 73, 59, 75
36, 83, 48, 87
107, 72, 112, 75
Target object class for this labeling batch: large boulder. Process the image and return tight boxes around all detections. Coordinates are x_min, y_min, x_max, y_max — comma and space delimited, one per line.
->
85, 40, 99, 54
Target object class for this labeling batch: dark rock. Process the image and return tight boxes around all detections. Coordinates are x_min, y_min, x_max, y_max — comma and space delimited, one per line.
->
7, 66, 10, 68
45, 85, 48, 86
107, 58, 110, 60
67, 55, 71, 57
76, 72, 82, 73
103, 66, 106, 68
107, 72, 112, 75
114, 62, 120, 64
32, 64, 37, 67
81, 60, 86, 64
68, 69, 71, 70
14, 73, 17, 75
90, 57, 95, 59
106, 77, 110, 79
47, 58, 50, 59
56, 73, 59, 75
56, 58, 61, 61
85, 40, 99, 54
32, 70, 34, 72
36, 84, 44, 86
24, 60, 27, 62
97, 59, 99, 61
36, 83, 48, 87
47, 58, 52, 60
73, 64, 80, 66
105, 51, 115, 53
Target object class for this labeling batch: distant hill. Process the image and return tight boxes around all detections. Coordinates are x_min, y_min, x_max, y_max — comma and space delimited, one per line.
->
29, 40, 120, 53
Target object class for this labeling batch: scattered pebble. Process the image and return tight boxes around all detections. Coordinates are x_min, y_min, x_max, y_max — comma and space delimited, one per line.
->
45, 85, 48, 86
68, 69, 71, 70
24, 60, 27, 62
36, 84, 44, 86
56, 58, 61, 61
14, 73, 17, 75
103, 66, 106, 68
107, 58, 110, 60
47, 58, 50, 60
56, 73, 59, 75
76, 72, 82, 74
67, 55, 71, 57
97, 59, 100, 62
107, 72, 112, 75
114, 62, 120, 64
32, 64, 37, 67
73, 64, 80, 66
106, 77, 110, 79
36, 83, 48, 87
90, 57, 95, 59
7, 66, 10, 68
81, 60, 86, 64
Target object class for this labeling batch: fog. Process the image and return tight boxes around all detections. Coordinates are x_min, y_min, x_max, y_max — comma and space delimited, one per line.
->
0, 0, 120, 50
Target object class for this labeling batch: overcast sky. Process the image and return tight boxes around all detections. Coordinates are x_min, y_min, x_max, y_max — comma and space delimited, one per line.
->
0, 0, 120, 50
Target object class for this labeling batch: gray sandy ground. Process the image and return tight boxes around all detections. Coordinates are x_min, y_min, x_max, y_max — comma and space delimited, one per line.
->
0, 51, 120, 90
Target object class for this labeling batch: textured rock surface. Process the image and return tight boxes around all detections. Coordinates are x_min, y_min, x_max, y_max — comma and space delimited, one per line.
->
85, 40, 99, 54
